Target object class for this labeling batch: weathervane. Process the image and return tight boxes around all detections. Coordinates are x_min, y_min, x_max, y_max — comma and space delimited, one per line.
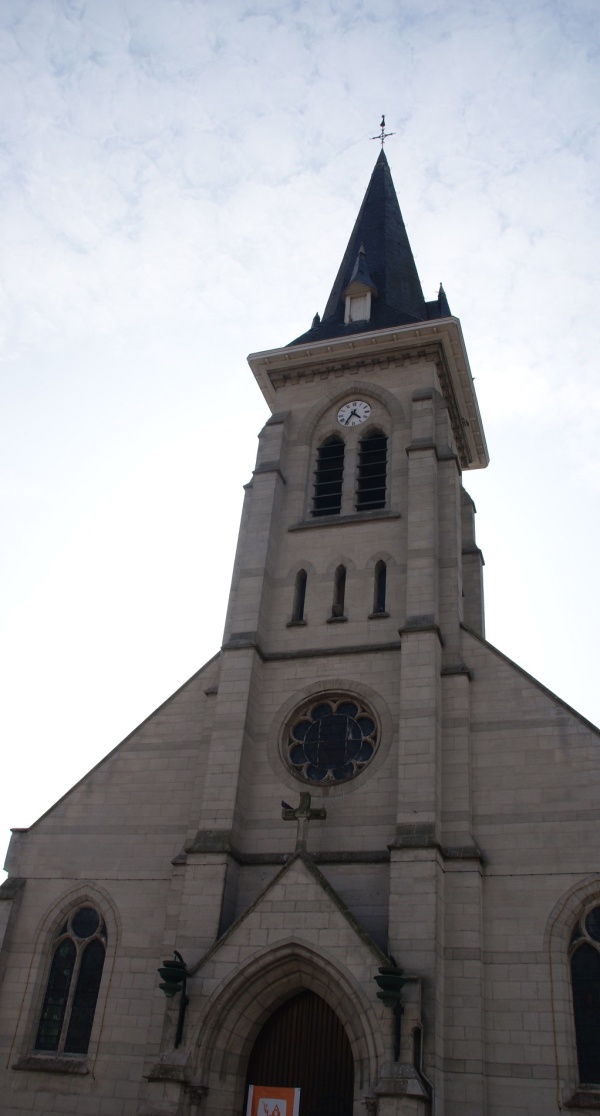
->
371, 115, 395, 147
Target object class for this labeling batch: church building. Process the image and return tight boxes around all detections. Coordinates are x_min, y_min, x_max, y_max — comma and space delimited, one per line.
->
1, 150, 600, 1116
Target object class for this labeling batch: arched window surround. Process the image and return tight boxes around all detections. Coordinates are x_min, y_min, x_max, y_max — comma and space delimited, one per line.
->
13, 886, 119, 1074
191, 942, 384, 1116
300, 384, 400, 526
308, 423, 392, 522
546, 878, 600, 1107
570, 906, 600, 1088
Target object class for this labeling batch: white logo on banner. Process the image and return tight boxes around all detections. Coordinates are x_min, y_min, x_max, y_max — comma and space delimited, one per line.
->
261, 1103, 286, 1116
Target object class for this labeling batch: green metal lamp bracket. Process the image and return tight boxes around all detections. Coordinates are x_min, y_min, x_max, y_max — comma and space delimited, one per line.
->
158, 950, 189, 1049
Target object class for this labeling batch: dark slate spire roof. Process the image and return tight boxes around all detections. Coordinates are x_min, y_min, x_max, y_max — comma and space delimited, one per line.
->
290, 149, 451, 346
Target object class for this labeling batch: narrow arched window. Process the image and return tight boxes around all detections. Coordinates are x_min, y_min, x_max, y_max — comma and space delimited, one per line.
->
332, 565, 346, 618
292, 569, 307, 622
571, 906, 600, 1084
35, 905, 106, 1056
356, 431, 387, 511
373, 560, 387, 614
313, 436, 344, 517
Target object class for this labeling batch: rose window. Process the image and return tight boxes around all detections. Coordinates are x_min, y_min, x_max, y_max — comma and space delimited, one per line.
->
285, 696, 378, 784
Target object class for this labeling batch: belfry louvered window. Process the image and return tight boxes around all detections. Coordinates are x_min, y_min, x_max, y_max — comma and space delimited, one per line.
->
312, 436, 344, 517
356, 431, 387, 510
35, 906, 106, 1056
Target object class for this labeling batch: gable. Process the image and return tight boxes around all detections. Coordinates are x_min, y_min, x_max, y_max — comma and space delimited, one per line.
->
194, 851, 388, 985
5, 654, 220, 879
462, 626, 600, 871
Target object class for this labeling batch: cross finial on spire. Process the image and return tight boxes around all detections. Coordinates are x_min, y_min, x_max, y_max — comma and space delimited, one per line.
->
371, 114, 395, 147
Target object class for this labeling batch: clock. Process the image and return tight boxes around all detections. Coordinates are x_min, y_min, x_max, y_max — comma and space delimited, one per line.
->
337, 400, 371, 427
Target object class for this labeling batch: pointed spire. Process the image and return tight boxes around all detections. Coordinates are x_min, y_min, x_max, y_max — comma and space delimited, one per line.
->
291, 149, 448, 346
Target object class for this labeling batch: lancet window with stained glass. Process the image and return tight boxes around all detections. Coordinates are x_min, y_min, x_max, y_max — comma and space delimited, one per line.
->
35, 905, 106, 1056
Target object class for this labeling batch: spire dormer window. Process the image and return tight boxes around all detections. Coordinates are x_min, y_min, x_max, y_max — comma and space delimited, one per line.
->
345, 291, 371, 324
342, 244, 377, 326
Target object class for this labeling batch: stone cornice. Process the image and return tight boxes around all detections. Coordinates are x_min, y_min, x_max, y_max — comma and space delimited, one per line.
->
181, 834, 392, 866
221, 635, 403, 660
248, 318, 488, 470
388, 824, 484, 862
289, 508, 401, 531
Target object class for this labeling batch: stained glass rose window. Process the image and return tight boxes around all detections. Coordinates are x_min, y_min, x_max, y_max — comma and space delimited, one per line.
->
284, 695, 378, 784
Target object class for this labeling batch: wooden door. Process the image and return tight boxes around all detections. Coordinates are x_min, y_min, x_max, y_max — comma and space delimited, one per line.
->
245, 990, 354, 1115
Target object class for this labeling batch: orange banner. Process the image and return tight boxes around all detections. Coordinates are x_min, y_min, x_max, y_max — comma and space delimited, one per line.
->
246, 1084, 301, 1116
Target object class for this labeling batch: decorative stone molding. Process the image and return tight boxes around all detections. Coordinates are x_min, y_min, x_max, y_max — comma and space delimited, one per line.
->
185, 829, 232, 855
363, 1097, 379, 1114
389, 824, 483, 862
399, 617, 444, 647
566, 1089, 600, 1109
289, 509, 401, 532
0, 876, 25, 900
187, 1083, 208, 1105
146, 1048, 192, 1084
252, 463, 286, 483
190, 929, 385, 1115
389, 823, 437, 850
13, 1053, 88, 1075
375, 1062, 430, 1099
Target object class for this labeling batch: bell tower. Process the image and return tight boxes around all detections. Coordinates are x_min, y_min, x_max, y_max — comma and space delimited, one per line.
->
176, 149, 489, 1113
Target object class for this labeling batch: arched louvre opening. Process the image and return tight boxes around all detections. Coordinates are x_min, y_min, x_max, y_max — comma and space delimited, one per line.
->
356, 431, 387, 511
245, 990, 354, 1116
572, 942, 600, 1083
312, 437, 344, 517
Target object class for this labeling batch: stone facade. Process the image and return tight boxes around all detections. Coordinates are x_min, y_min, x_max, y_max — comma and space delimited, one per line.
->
1, 153, 599, 1115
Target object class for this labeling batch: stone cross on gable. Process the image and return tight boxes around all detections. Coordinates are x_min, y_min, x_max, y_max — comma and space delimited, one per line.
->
281, 792, 327, 852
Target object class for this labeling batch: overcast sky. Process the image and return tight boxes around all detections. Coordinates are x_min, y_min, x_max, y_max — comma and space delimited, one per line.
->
1, 0, 599, 872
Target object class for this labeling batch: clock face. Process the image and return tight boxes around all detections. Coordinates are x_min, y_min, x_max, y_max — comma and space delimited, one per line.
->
337, 400, 371, 427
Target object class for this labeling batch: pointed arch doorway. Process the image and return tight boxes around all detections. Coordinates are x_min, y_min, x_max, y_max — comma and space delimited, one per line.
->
245, 990, 354, 1116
